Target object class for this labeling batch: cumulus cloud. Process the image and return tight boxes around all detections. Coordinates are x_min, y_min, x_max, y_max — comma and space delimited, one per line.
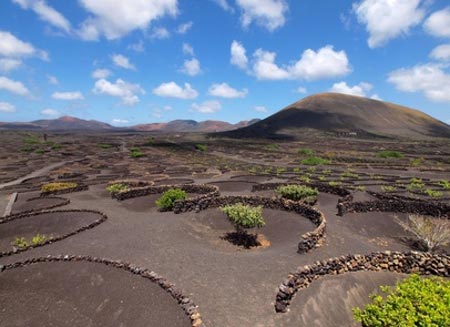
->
40, 108, 60, 116
128, 40, 145, 52
92, 68, 111, 79
176, 21, 193, 34
329, 81, 374, 97
0, 30, 48, 60
153, 81, 198, 99
0, 76, 30, 96
77, 0, 178, 40
12, 0, 71, 33
46, 74, 58, 85
0, 58, 22, 72
424, 7, 450, 38
52, 91, 84, 100
252, 49, 290, 80
253, 105, 268, 113
208, 83, 248, 98
0, 101, 16, 113
230, 40, 248, 70
212, 0, 234, 12
182, 43, 194, 56
388, 64, 450, 102
430, 44, 450, 61
93, 78, 145, 105
111, 54, 136, 70
191, 100, 221, 113
295, 86, 307, 94
112, 118, 129, 124
150, 27, 170, 39
180, 58, 201, 76
353, 0, 425, 48
236, 0, 288, 31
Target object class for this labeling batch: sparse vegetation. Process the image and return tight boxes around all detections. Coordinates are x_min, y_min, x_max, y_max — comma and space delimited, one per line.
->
130, 147, 144, 158
423, 188, 443, 198
407, 178, 425, 191
298, 148, 314, 156
353, 274, 450, 327
438, 180, 450, 190
276, 184, 318, 201
301, 156, 331, 166
394, 214, 450, 252
410, 157, 423, 167
51, 143, 62, 150
106, 183, 130, 194
144, 137, 155, 146
31, 234, 49, 245
381, 185, 397, 193
265, 143, 279, 150
195, 143, 207, 152
35, 149, 45, 154
98, 143, 113, 149
23, 135, 41, 145
155, 188, 187, 211
11, 237, 28, 249
341, 171, 359, 179
11, 234, 51, 249
328, 181, 341, 186
20, 146, 35, 152
377, 150, 404, 159
41, 182, 78, 193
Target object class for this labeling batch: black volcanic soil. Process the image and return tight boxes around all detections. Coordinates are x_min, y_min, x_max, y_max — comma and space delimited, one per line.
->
11, 196, 68, 214
0, 261, 190, 327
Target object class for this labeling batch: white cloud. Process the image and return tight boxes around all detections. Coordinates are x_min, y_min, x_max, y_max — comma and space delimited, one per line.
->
353, 0, 425, 48
111, 54, 136, 70
153, 81, 198, 99
52, 91, 84, 100
0, 101, 16, 113
0, 76, 30, 96
12, 0, 71, 33
112, 118, 129, 124
40, 108, 60, 116
329, 81, 373, 97
370, 94, 382, 100
93, 78, 145, 105
250, 45, 351, 81
176, 21, 193, 34
230, 40, 248, 70
253, 105, 268, 113
430, 44, 450, 61
208, 83, 248, 98
0, 30, 47, 60
295, 86, 307, 94
424, 8, 450, 38
191, 100, 221, 113
46, 74, 58, 85
182, 43, 194, 56
128, 40, 145, 52
212, 0, 234, 12
0, 58, 22, 72
92, 68, 111, 79
180, 58, 201, 76
150, 27, 170, 39
388, 63, 450, 102
236, 0, 288, 31
77, 0, 178, 40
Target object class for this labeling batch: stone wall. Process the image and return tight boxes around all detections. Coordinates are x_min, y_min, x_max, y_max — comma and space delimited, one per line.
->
252, 182, 352, 199
0, 255, 204, 327
173, 195, 326, 254
275, 251, 450, 313
41, 184, 88, 196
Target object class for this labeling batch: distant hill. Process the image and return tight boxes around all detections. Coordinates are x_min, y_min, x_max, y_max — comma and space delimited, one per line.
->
0, 116, 260, 133
220, 93, 450, 139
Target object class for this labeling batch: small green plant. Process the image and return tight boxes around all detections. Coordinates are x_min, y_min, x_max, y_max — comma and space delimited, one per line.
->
298, 148, 314, 156
438, 180, 450, 190
354, 185, 366, 192
322, 169, 332, 175
155, 188, 187, 211
11, 237, 28, 249
98, 143, 113, 149
276, 167, 286, 175
381, 185, 397, 193
293, 167, 302, 174
265, 143, 279, 150
41, 182, 78, 193
31, 234, 48, 245
276, 184, 318, 201
35, 149, 45, 154
377, 150, 404, 159
318, 175, 326, 181
144, 137, 155, 146
328, 181, 341, 187
307, 167, 316, 173
106, 183, 130, 194
130, 147, 144, 158
407, 178, 425, 191
195, 143, 207, 151
353, 274, 450, 327
301, 156, 331, 166
23, 135, 41, 145
51, 143, 62, 150
298, 175, 311, 183
220, 203, 265, 230
410, 158, 423, 167
423, 189, 443, 198
341, 171, 359, 179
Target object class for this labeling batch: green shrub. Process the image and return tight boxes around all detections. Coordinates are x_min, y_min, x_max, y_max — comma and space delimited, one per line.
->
423, 189, 443, 198
301, 156, 331, 166
381, 185, 397, 193
377, 150, 404, 159
353, 274, 450, 327
41, 182, 78, 193
407, 178, 425, 191
276, 184, 318, 201
144, 137, 155, 146
51, 144, 62, 150
106, 183, 129, 194
410, 158, 423, 167
35, 149, 45, 154
298, 148, 314, 156
329, 181, 341, 186
220, 203, 265, 230
155, 188, 187, 211
322, 169, 332, 175
31, 234, 49, 245
298, 175, 311, 183
195, 144, 207, 152
23, 136, 41, 144
130, 147, 144, 158
11, 237, 28, 249
438, 180, 450, 190
276, 167, 286, 175
265, 143, 279, 150
341, 171, 359, 179
98, 143, 113, 149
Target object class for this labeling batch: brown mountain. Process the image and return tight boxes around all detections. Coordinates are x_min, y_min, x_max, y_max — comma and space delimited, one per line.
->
31, 116, 113, 130
132, 119, 260, 133
220, 93, 450, 139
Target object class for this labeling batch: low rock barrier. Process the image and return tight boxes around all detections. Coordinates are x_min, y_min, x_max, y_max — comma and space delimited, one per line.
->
173, 195, 326, 254
41, 184, 88, 196
0, 255, 205, 327
275, 251, 450, 313
252, 182, 352, 199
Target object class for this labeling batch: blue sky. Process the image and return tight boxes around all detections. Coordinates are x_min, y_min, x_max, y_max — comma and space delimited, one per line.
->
0, 0, 449, 126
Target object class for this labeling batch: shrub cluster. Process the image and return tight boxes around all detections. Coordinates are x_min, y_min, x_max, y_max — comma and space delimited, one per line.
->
155, 188, 187, 211
41, 182, 78, 193
195, 144, 207, 152
276, 184, 318, 201
220, 203, 265, 229
301, 156, 331, 166
353, 274, 450, 327
130, 147, 144, 158
106, 183, 130, 194
298, 148, 314, 156
377, 150, 404, 159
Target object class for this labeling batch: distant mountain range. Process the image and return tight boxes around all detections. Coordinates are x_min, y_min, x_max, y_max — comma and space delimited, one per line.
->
0, 115, 260, 133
